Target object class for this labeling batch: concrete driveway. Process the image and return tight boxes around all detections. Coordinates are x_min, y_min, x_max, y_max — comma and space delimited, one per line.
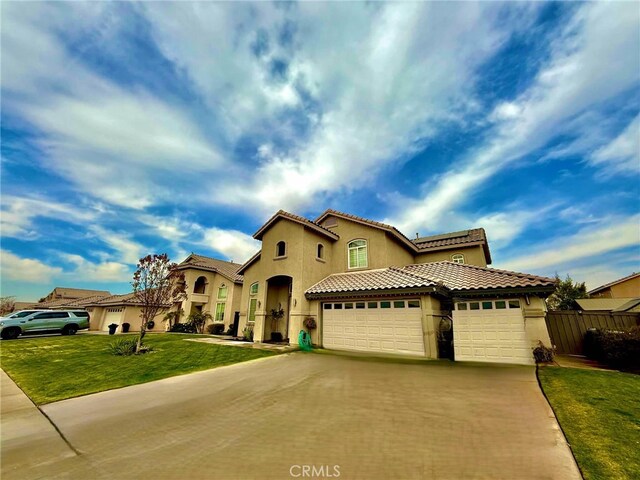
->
7, 353, 580, 480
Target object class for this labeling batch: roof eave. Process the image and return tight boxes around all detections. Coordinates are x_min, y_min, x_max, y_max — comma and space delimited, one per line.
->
305, 285, 443, 300
450, 285, 556, 298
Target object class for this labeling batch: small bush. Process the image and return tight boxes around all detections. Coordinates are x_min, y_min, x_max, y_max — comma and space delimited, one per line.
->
109, 337, 153, 356
242, 325, 254, 342
585, 327, 640, 371
170, 323, 197, 333
206, 323, 225, 335
303, 317, 317, 330
533, 341, 555, 363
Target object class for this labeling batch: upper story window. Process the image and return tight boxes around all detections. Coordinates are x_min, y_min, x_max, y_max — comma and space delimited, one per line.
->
217, 284, 228, 300
249, 282, 259, 295
276, 241, 286, 257
194, 276, 207, 294
348, 239, 368, 269
317, 243, 324, 259
451, 254, 465, 264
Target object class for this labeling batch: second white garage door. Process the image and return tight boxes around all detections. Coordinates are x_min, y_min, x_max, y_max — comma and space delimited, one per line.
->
453, 299, 533, 365
322, 299, 425, 357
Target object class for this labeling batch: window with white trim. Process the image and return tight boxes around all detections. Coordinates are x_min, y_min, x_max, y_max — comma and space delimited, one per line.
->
217, 285, 228, 300
347, 239, 368, 269
215, 302, 225, 322
451, 254, 465, 264
248, 282, 258, 323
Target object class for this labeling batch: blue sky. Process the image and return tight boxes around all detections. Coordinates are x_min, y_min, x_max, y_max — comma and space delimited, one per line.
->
1, 1, 639, 301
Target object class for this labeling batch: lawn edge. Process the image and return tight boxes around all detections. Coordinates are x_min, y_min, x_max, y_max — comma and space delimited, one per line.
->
1, 368, 81, 455
535, 365, 585, 480
39, 350, 297, 406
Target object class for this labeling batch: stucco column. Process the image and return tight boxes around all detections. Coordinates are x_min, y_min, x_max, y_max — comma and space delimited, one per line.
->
523, 296, 552, 348
420, 295, 439, 359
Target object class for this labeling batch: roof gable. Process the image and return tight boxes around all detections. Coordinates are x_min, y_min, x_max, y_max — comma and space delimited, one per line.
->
177, 253, 243, 283
587, 272, 640, 295
253, 210, 339, 241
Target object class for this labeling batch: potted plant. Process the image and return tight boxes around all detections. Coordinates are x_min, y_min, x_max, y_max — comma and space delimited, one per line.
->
270, 307, 285, 342
303, 317, 317, 331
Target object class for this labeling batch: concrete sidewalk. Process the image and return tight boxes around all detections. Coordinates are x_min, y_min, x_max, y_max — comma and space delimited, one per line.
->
1, 370, 78, 478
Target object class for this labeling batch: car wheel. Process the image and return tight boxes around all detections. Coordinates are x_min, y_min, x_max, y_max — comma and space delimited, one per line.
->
62, 325, 78, 336
1, 328, 20, 340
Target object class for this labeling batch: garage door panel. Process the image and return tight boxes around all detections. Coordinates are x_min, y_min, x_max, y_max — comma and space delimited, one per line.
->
453, 303, 533, 366
323, 299, 425, 357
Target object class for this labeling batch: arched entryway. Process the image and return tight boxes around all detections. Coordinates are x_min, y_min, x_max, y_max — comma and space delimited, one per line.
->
264, 275, 292, 343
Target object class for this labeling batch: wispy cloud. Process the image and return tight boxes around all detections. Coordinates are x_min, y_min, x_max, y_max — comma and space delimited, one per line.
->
590, 115, 640, 176
391, 2, 640, 234
0, 250, 62, 283
500, 215, 640, 272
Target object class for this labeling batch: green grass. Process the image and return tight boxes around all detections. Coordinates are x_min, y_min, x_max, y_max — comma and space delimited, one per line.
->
538, 367, 640, 480
0, 334, 276, 404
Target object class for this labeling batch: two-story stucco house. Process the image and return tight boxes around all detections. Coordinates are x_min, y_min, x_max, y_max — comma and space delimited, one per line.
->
237, 209, 555, 365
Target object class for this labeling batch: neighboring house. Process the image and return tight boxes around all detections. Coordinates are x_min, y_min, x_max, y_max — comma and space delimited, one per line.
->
237, 209, 555, 365
174, 254, 243, 331
588, 272, 640, 298
85, 292, 165, 332
86, 254, 243, 333
39, 287, 111, 303
575, 297, 640, 312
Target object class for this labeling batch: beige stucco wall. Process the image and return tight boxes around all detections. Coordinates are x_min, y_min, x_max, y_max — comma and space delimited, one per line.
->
414, 245, 487, 267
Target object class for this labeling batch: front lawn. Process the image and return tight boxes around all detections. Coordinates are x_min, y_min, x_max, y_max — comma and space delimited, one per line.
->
538, 367, 640, 480
0, 334, 276, 404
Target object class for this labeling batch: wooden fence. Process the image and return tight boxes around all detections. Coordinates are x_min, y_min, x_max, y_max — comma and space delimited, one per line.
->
545, 311, 640, 355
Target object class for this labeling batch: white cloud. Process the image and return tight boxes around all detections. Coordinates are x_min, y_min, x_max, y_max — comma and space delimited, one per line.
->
0, 250, 62, 283
499, 215, 640, 272
142, 2, 536, 214
202, 227, 260, 264
88, 227, 145, 265
391, 2, 640, 235
2, 3, 225, 210
0, 195, 97, 238
590, 115, 640, 176
59, 253, 132, 282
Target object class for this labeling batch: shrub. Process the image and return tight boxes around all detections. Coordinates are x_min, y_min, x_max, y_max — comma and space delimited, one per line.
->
585, 327, 640, 371
242, 325, 254, 342
206, 323, 225, 335
109, 337, 153, 356
170, 323, 197, 333
532, 341, 555, 363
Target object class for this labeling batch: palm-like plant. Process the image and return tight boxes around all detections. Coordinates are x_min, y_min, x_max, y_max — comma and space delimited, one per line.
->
186, 311, 213, 334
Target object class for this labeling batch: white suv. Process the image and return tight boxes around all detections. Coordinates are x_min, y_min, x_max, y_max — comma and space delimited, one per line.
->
0, 310, 90, 340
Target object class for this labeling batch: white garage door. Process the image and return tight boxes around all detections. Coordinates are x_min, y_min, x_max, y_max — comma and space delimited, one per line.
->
322, 299, 425, 357
453, 299, 533, 365
101, 308, 123, 331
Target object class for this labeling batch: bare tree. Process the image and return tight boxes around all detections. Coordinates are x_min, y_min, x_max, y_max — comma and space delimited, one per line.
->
0, 296, 16, 316
132, 254, 186, 353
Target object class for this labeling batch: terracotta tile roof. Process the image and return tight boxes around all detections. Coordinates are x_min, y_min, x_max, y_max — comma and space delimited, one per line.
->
88, 292, 141, 306
587, 272, 640, 295
413, 228, 492, 264
177, 253, 244, 283
50, 287, 111, 298
315, 209, 417, 251
253, 210, 339, 241
402, 261, 555, 291
306, 267, 438, 295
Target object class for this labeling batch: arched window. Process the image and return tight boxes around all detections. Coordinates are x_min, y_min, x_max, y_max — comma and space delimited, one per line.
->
194, 276, 207, 294
276, 241, 286, 257
347, 239, 368, 269
217, 284, 228, 300
451, 254, 465, 264
317, 243, 324, 259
